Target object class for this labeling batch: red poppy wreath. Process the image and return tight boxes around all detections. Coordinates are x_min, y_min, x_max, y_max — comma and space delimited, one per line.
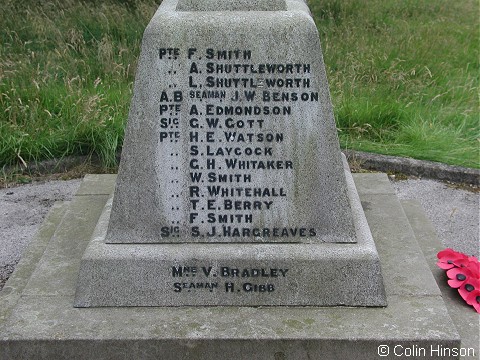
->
437, 248, 480, 313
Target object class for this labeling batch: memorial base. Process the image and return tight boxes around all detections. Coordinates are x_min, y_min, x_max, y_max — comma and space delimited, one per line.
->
0, 173, 474, 359
74, 164, 386, 307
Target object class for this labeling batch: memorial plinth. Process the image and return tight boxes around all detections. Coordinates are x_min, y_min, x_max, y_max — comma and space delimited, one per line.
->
108, 0, 356, 245
74, 0, 387, 307
1, 2, 472, 357
0, 174, 466, 359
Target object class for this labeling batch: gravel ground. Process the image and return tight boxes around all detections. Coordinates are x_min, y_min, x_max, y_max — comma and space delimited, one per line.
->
0, 175, 478, 290
392, 178, 479, 258
0, 179, 82, 288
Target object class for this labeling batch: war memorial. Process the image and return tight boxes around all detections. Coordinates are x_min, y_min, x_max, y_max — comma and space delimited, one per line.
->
0, 1, 470, 358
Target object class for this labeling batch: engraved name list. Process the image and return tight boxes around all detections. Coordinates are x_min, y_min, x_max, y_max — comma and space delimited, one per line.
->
158, 47, 319, 242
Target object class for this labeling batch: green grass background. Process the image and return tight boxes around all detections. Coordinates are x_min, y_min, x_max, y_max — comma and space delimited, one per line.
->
0, 0, 478, 170
313, 0, 479, 168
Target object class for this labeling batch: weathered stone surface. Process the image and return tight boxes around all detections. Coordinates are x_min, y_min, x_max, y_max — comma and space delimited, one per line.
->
0, 202, 67, 324
176, 0, 287, 11
0, 174, 464, 359
106, 0, 357, 244
0, 0, 472, 355
75, 163, 386, 307
344, 150, 480, 186
72, 0, 387, 307
401, 200, 479, 358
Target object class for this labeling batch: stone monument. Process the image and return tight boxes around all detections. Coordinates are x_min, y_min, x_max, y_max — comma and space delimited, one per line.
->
73, 0, 386, 307
1, 1, 468, 358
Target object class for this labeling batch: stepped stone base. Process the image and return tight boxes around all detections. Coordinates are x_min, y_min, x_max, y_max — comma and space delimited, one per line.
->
1, 174, 472, 359
74, 164, 386, 307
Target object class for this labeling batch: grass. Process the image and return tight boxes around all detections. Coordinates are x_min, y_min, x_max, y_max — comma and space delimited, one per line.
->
310, 0, 479, 168
0, 0, 159, 170
0, 0, 478, 170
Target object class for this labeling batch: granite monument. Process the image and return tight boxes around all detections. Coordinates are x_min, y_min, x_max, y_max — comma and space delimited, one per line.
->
74, 0, 387, 307
1, 1, 465, 358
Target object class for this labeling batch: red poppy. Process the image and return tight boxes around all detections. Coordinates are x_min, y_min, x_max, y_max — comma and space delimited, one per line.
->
466, 258, 480, 274
465, 289, 480, 313
458, 277, 480, 304
446, 267, 473, 288
437, 248, 470, 269
437, 248, 480, 314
